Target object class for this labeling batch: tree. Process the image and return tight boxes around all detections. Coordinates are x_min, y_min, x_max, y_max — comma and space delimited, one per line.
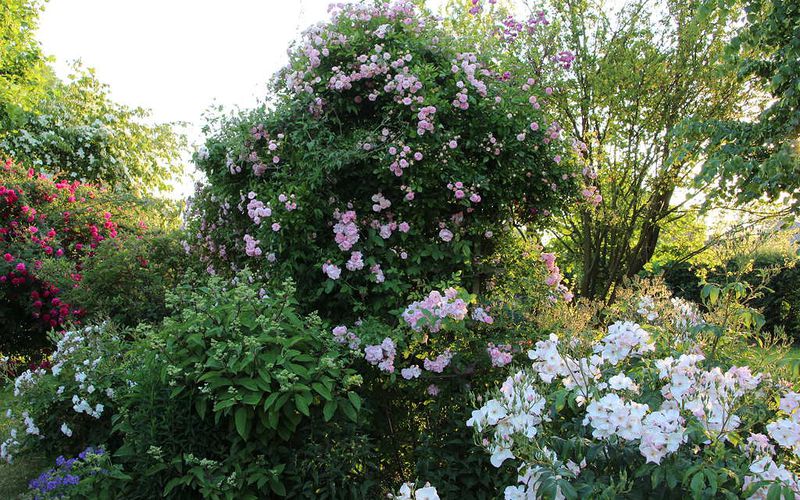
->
461, 0, 747, 299
0, 0, 184, 194
689, 0, 800, 216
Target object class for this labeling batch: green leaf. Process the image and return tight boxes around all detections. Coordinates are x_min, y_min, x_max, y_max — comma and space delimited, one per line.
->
242, 392, 262, 406
269, 477, 286, 497
312, 382, 332, 400
347, 392, 362, 412
691, 472, 705, 499
234, 407, 249, 439
323, 400, 337, 421
238, 378, 260, 391
339, 399, 357, 422
294, 393, 311, 417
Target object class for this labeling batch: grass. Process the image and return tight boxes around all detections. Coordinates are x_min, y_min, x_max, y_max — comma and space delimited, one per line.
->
0, 454, 49, 498
0, 386, 50, 498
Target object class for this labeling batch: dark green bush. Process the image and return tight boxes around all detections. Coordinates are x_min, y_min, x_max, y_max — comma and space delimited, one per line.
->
59, 231, 192, 327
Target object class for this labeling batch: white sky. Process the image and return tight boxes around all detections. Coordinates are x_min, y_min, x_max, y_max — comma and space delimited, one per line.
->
37, 0, 339, 196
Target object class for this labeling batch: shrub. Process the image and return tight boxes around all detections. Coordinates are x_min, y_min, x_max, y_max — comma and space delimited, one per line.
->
0, 322, 132, 464
467, 287, 800, 498
108, 272, 371, 498
57, 231, 193, 327
189, 0, 576, 321
0, 157, 181, 352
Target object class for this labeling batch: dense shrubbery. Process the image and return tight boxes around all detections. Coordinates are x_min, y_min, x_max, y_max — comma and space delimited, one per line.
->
0, 157, 185, 352
468, 280, 800, 499
2, 0, 799, 498
662, 251, 800, 342
188, 0, 576, 321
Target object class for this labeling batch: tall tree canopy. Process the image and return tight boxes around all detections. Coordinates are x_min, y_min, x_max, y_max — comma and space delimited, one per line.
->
0, 0, 184, 194
689, 0, 800, 215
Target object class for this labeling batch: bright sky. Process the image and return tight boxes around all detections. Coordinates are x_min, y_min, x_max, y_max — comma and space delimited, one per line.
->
37, 0, 340, 196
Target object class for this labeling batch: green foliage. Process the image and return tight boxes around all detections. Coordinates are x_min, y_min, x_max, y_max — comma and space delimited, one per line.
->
58, 231, 193, 328
0, 159, 182, 352
109, 272, 372, 498
690, 0, 800, 214
189, 1, 574, 322
0, 1, 184, 193
0, 322, 133, 462
461, 0, 748, 299
1, 63, 185, 194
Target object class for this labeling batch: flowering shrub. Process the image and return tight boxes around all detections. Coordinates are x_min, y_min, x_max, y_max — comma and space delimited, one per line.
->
189, 0, 576, 321
102, 272, 372, 498
0, 323, 131, 464
26, 446, 127, 499
468, 290, 800, 499
0, 157, 181, 351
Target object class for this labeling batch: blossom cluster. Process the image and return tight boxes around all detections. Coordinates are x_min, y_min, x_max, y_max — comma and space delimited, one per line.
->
401, 288, 468, 332
1, 158, 147, 338
364, 337, 397, 373
1, 324, 123, 464
470, 305, 800, 497
390, 482, 440, 500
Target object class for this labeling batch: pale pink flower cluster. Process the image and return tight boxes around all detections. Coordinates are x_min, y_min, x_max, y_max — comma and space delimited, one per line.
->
766, 392, 800, 457
331, 325, 361, 350
636, 296, 658, 321
581, 185, 602, 207
657, 356, 761, 438
671, 297, 704, 331
447, 181, 482, 205
452, 52, 488, 97
402, 288, 468, 332
438, 227, 454, 242
322, 261, 342, 280
370, 263, 385, 283
471, 307, 494, 324
401, 365, 422, 380
387, 144, 420, 176
364, 337, 396, 373
594, 321, 655, 365
486, 343, 512, 367
743, 456, 800, 499
540, 252, 573, 302
416, 105, 436, 135
278, 193, 297, 211
744, 433, 775, 457
246, 193, 272, 224
467, 370, 547, 467
244, 234, 262, 257
423, 350, 453, 373
371, 193, 391, 212
333, 210, 359, 251
583, 393, 649, 440
346, 251, 364, 271
637, 409, 687, 464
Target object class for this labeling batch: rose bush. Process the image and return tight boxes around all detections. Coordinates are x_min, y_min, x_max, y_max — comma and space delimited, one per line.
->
0, 157, 182, 352
188, 0, 576, 321
468, 285, 800, 499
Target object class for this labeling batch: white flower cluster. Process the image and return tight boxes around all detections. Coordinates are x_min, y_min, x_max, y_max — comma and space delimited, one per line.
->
472, 306, 800, 497
390, 482, 440, 500
743, 456, 800, 499
670, 297, 703, 332
766, 392, 800, 457
657, 356, 761, 438
467, 371, 547, 467
1, 323, 120, 463
637, 296, 658, 321
594, 321, 655, 365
